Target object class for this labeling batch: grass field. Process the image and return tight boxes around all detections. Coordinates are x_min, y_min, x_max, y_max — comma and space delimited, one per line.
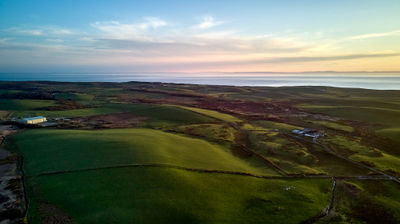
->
8, 128, 338, 223
12, 129, 278, 176
321, 180, 400, 224
298, 101, 400, 141
179, 106, 242, 123
53, 93, 94, 102
26, 167, 330, 224
12, 103, 217, 128
252, 120, 301, 132
377, 128, 400, 142
1, 82, 400, 223
107, 104, 216, 127
0, 99, 56, 111
298, 105, 400, 127
324, 135, 400, 176
308, 120, 354, 132
12, 107, 119, 118
175, 123, 237, 142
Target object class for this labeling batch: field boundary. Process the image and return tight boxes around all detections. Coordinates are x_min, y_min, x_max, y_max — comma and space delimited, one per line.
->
27, 163, 394, 182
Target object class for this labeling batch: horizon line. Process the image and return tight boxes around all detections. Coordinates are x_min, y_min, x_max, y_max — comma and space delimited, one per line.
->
2, 71, 400, 74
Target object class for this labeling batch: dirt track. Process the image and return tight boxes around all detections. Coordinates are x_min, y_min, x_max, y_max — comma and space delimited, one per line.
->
0, 125, 25, 223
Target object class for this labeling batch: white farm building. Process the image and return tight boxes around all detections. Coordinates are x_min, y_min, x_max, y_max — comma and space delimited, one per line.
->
21, 116, 47, 124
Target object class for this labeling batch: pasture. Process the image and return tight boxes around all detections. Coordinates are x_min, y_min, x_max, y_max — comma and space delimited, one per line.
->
27, 167, 330, 224
11, 129, 278, 176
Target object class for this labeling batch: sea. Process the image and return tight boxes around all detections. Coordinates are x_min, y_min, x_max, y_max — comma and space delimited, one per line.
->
1, 73, 400, 90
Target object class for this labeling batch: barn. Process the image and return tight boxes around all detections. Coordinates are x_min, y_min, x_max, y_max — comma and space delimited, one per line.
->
22, 116, 47, 124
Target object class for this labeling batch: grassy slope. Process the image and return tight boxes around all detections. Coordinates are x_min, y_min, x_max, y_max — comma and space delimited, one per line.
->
0, 99, 56, 111
175, 123, 237, 142
297, 94, 400, 141
318, 180, 400, 224
309, 120, 354, 132
13, 129, 278, 176
325, 135, 400, 175
242, 121, 370, 176
377, 128, 400, 142
53, 93, 94, 101
11, 128, 335, 223
107, 104, 216, 127
179, 106, 242, 123
27, 167, 330, 224
298, 105, 400, 127
253, 120, 301, 131
12, 103, 216, 127
12, 107, 119, 118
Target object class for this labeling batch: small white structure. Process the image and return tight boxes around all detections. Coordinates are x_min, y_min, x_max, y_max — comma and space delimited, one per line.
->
21, 116, 47, 124
292, 129, 301, 134
284, 186, 295, 191
292, 128, 323, 138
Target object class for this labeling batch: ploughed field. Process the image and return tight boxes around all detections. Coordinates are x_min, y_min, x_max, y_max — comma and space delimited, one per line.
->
1, 81, 400, 223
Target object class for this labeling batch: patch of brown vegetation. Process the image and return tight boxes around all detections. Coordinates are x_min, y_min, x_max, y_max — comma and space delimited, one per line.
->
232, 131, 252, 154
30, 185, 73, 224
124, 87, 205, 98
60, 112, 147, 129
0, 91, 54, 100
44, 100, 89, 111
196, 99, 302, 119
343, 182, 360, 196
0, 111, 12, 121
117, 93, 201, 105
38, 201, 73, 224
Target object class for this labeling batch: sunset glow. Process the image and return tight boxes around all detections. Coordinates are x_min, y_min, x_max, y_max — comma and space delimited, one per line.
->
1, 0, 399, 73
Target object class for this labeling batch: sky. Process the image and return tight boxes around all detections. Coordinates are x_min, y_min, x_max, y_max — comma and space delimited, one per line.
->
0, 0, 400, 73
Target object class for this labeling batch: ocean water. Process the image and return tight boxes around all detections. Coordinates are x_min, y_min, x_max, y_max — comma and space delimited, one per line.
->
1, 73, 400, 90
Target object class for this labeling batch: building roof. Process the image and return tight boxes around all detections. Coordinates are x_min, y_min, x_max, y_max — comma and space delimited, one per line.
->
23, 116, 46, 121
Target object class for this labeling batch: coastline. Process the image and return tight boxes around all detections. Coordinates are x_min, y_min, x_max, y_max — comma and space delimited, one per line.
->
1, 73, 400, 90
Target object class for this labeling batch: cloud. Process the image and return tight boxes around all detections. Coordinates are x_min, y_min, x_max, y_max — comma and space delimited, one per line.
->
92, 34, 307, 57
2, 15, 400, 72
349, 30, 400, 40
5, 27, 75, 37
50, 28, 74, 35
193, 16, 224, 29
46, 38, 64, 43
18, 29, 43, 36
80, 37, 94, 41
91, 21, 137, 38
139, 17, 167, 29
261, 52, 400, 63
0, 38, 11, 44
193, 30, 237, 39
91, 17, 167, 39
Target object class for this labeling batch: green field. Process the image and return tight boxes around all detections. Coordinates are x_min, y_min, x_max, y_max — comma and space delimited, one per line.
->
298, 105, 400, 127
0, 99, 56, 111
323, 135, 400, 176
1, 82, 400, 223
252, 120, 301, 132
377, 128, 400, 142
298, 101, 400, 141
9, 128, 336, 223
13, 129, 276, 176
12, 107, 119, 118
53, 93, 95, 101
175, 123, 237, 142
106, 104, 217, 127
12, 103, 217, 127
179, 106, 242, 123
27, 168, 330, 224
308, 120, 354, 132
320, 180, 400, 224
